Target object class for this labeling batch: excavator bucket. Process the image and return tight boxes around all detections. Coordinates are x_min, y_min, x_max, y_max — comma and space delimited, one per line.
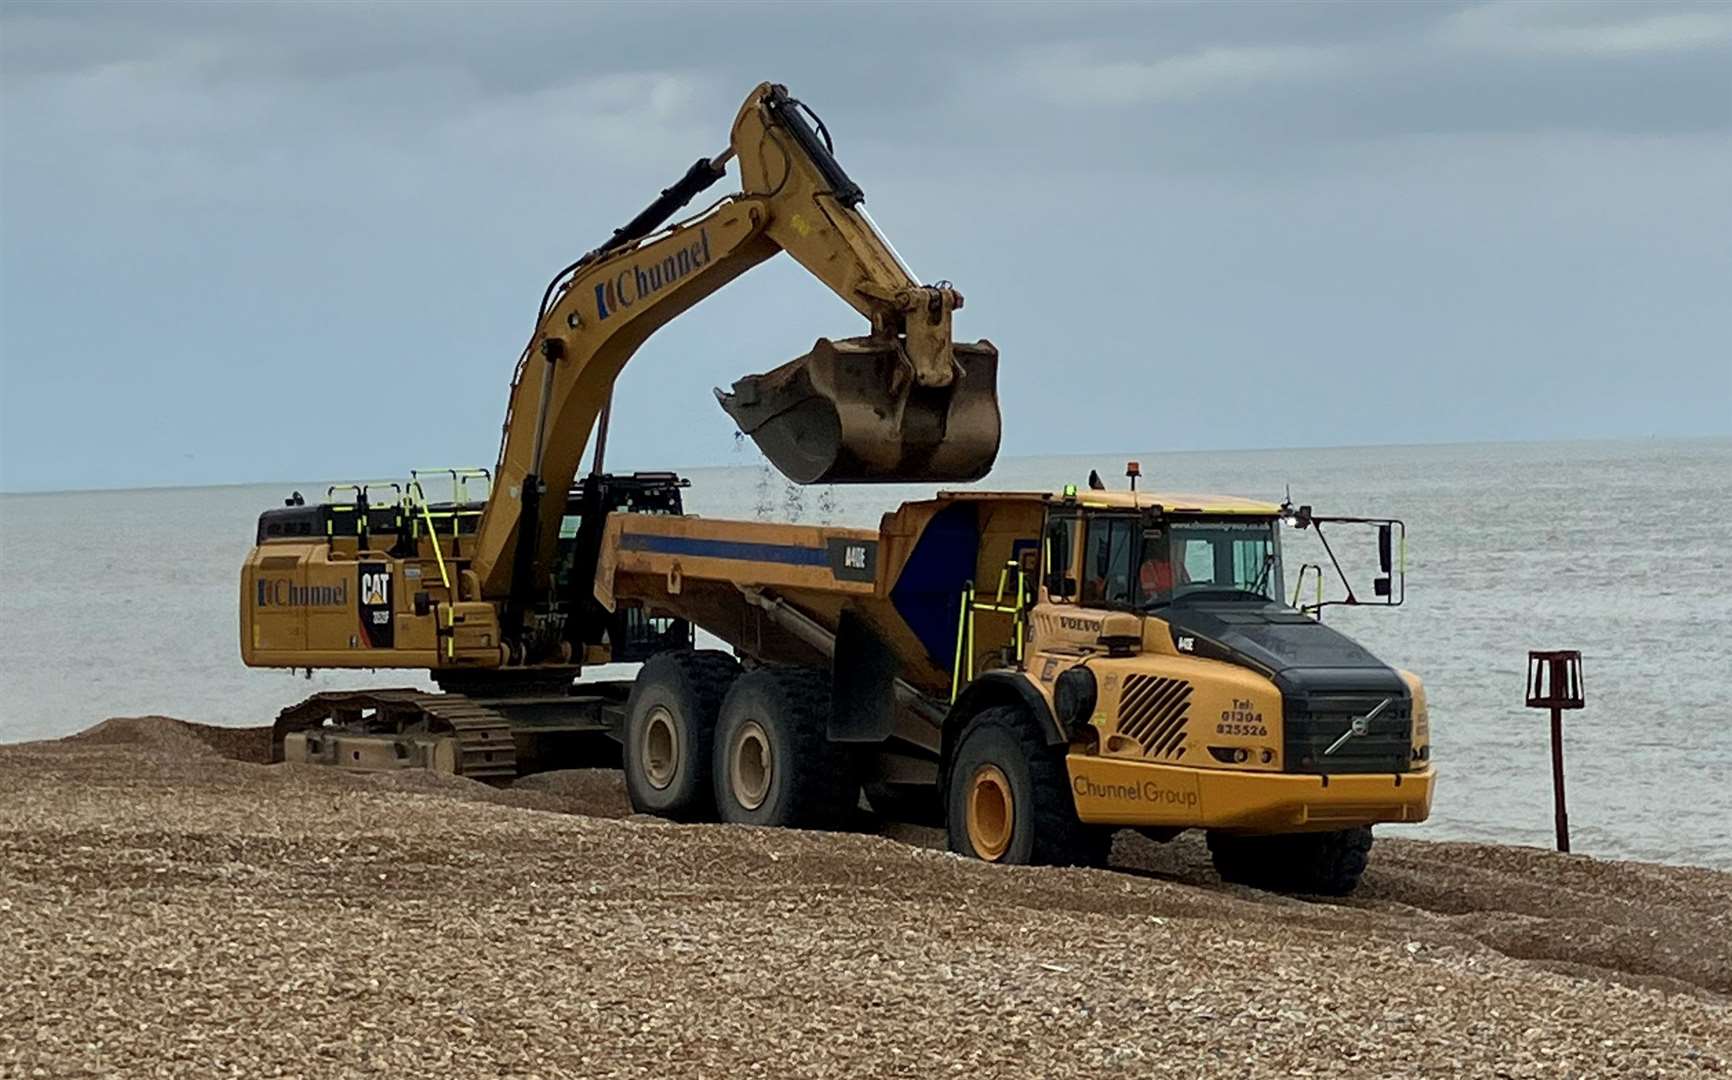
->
717, 337, 1001, 484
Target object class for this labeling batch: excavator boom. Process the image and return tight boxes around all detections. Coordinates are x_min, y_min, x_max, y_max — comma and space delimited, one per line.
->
476, 82, 1000, 608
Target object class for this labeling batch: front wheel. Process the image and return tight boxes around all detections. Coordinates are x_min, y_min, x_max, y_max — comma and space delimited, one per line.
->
1207, 826, 1374, 896
945, 706, 1109, 867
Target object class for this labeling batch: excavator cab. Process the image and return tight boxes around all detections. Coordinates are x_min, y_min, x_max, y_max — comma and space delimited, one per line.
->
718, 336, 1001, 485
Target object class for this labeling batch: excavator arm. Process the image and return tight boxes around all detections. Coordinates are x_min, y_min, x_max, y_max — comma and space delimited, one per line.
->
474, 82, 1000, 616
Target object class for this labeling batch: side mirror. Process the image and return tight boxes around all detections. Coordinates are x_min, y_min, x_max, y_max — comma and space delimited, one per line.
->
1097, 611, 1141, 656
1018, 548, 1040, 579
1296, 515, 1404, 612
1057, 575, 1078, 599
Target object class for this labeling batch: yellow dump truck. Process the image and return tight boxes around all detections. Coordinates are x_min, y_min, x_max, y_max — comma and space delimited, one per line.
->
597, 477, 1432, 895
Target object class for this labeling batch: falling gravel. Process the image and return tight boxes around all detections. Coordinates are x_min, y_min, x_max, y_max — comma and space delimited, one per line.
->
1, 717, 1726, 1078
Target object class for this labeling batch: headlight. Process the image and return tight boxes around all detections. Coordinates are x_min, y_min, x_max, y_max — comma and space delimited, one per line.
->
1054, 666, 1097, 736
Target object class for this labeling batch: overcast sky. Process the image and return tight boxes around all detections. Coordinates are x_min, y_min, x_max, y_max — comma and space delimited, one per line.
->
1, 0, 1728, 492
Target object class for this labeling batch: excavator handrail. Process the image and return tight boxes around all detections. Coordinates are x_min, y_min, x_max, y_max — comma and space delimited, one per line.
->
405, 479, 454, 592
410, 467, 492, 506
322, 482, 398, 548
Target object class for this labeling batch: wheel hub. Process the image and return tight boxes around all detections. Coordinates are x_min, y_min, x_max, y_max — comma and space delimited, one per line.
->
642, 705, 680, 790
729, 719, 773, 811
966, 764, 1013, 861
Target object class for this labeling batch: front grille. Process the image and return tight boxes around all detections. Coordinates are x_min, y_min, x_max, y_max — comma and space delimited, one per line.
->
1284, 693, 1413, 775
1117, 675, 1191, 760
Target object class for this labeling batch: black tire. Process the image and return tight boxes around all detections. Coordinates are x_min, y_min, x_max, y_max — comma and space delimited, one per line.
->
1206, 826, 1374, 896
712, 667, 857, 829
622, 649, 740, 820
945, 706, 1110, 867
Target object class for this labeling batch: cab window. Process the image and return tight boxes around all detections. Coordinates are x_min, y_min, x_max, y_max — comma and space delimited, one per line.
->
1179, 538, 1218, 586
1043, 513, 1079, 602
1081, 516, 1138, 607
1162, 520, 1283, 602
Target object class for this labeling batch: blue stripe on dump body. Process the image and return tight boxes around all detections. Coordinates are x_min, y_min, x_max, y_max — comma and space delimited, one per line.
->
618, 532, 830, 567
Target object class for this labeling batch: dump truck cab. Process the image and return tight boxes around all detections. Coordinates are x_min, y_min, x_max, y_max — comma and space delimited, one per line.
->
1013, 489, 1431, 854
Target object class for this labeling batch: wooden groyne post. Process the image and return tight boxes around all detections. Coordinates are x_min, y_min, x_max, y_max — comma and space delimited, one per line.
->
1525, 650, 1585, 853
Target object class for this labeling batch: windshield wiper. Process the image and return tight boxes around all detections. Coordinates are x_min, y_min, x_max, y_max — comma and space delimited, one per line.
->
1249, 552, 1275, 596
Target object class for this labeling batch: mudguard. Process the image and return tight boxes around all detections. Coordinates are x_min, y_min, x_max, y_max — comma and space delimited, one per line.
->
830, 612, 900, 743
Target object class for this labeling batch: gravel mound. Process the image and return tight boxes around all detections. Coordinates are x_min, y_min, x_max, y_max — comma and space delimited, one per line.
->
512, 768, 633, 818
1, 718, 1726, 1077
56, 714, 222, 757
57, 715, 274, 763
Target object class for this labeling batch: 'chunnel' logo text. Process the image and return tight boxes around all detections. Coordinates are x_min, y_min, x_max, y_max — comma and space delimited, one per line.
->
595, 229, 712, 320
257, 579, 348, 607
1072, 774, 1199, 808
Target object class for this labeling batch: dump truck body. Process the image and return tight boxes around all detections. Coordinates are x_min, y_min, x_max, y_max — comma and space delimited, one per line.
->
598, 486, 1432, 891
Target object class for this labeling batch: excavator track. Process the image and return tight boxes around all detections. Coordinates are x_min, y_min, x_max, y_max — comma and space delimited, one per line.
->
273, 689, 518, 784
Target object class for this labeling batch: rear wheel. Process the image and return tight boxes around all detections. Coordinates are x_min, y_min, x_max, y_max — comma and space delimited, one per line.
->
622, 650, 740, 820
1206, 826, 1374, 896
712, 667, 857, 829
945, 706, 1109, 867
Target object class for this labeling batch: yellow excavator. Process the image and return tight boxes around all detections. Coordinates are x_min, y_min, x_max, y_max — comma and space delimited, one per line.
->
241, 83, 999, 772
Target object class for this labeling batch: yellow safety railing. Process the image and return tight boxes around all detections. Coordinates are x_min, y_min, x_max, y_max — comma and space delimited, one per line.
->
409, 467, 492, 505
950, 560, 1031, 702
364, 483, 404, 537
407, 468, 487, 559
324, 484, 363, 546
1291, 562, 1325, 616
323, 482, 405, 550
403, 479, 460, 662
404, 480, 453, 593
416, 507, 482, 550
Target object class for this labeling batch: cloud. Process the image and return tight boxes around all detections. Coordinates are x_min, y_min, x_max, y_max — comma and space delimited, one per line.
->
1, 0, 1728, 492
1446, 2, 1732, 57
1021, 43, 1345, 107
436, 69, 722, 166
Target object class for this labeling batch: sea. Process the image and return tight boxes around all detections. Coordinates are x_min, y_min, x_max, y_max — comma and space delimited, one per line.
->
3, 438, 1729, 870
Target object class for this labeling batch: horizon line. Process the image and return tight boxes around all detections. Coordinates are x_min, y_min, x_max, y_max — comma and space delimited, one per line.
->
1, 431, 1726, 498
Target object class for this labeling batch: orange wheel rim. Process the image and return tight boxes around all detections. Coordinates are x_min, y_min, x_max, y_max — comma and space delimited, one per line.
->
965, 764, 1013, 860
